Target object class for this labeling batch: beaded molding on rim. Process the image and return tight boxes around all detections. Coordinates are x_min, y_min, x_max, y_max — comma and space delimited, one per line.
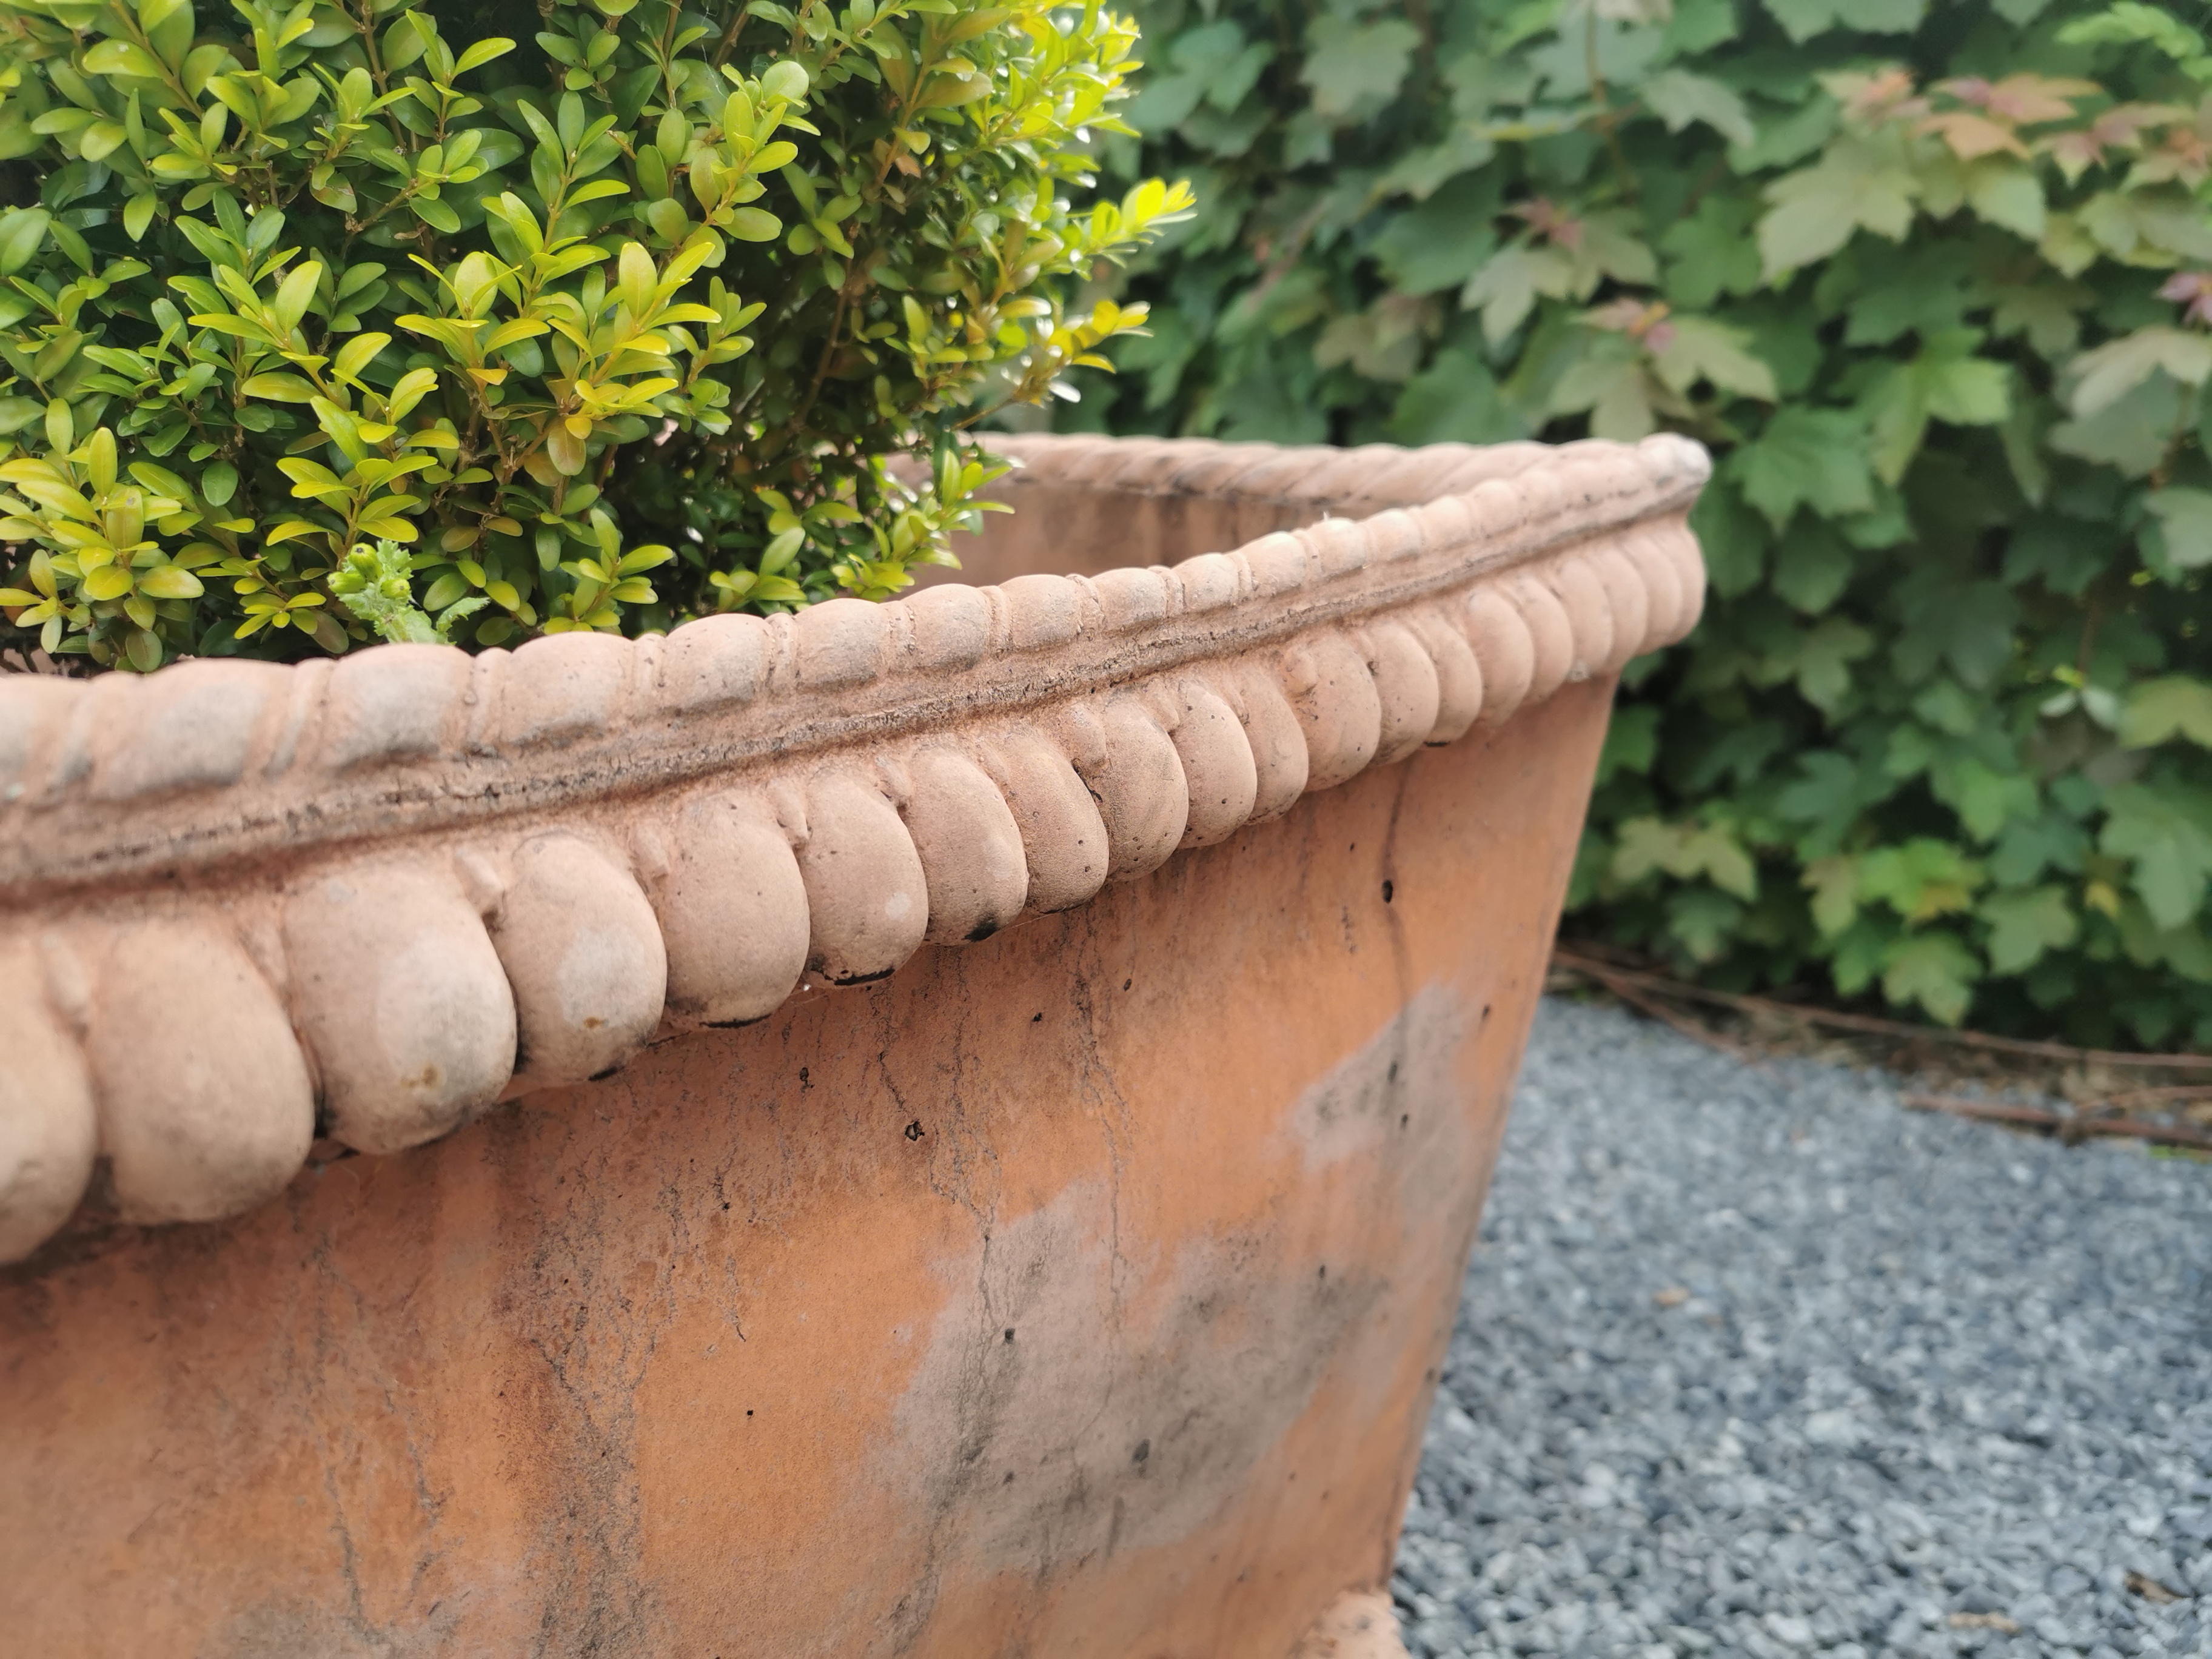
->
0, 432, 1709, 1263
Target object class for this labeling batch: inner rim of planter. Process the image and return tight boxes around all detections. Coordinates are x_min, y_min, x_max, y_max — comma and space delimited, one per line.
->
923, 436, 1577, 586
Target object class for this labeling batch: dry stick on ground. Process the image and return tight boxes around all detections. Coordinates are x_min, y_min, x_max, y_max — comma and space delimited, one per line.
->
2094, 1082, 2212, 1111
1550, 966, 1761, 1064
1902, 1094, 2212, 1154
1550, 950, 2212, 1073
1553, 948, 2212, 1150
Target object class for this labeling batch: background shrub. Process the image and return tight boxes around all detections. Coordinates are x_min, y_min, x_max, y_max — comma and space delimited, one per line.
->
0, 0, 1187, 666
1071, 0, 2212, 1049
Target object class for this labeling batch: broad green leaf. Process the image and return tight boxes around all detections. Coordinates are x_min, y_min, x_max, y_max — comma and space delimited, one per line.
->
1758, 134, 1919, 280
1686, 474, 1767, 597
1860, 333, 2009, 483
1652, 317, 1777, 401
2064, 328, 2212, 418
1388, 348, 1526, 444
1803, 855, 1861, 936
1857, 838, 1984, 922
1372, 130, 1498, 203
1988, 280, 2088, 358
1521, 15, 1664, 98
2101, 782, 2212, 930
2048, 373, 2182, 479
1923, 354, 2009, 426
1729, 90, 1838, 172
2079, 189, 2212, 264
1770, 522, 1853, 614
1732, 408, 1874, 530
1932, 758, 2039, 842
1611, 816, 1760, 900
1965, 160, 2045, 241
1299, 16, 1419, 119
1461, 246, 1575, 344
2120, 677, 2212, 751
1982, 885, 2079, 974
1640, 69, 1755, 147
1661, 196, 1761, 310
2142, 488, 2212, 574
1990, 813, 2090, 886
1576, 213, 1658, 286
1371, 177, 1498, 295
1880, 931, 1979, 1025
1779, 751, 1888, 834
1666, 888, 1743, 964
1763, 0, 1927, 40
1892, 577, 2020, 689
1594, 703, 1661, 786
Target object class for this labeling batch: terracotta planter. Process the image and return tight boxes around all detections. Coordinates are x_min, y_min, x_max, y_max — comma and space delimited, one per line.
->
0, 432, 1707, 1656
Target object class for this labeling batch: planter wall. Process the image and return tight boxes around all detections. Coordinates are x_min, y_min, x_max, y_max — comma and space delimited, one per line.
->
0, 433, 1708, 1656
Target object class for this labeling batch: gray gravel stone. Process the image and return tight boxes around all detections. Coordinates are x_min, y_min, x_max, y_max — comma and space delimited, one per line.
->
1395, 999, 2212, 1658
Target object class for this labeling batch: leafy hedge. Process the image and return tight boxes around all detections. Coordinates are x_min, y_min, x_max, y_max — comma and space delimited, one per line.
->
1071, 0, 2212, 1048
0, 0, 1186, 666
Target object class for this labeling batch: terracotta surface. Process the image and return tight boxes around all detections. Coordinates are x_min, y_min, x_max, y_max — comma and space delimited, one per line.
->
0, 434, 1704, 1258
1, 680, 1612, 1656
0, 432, 1709, 1653
1291, 1594, 1415, 1658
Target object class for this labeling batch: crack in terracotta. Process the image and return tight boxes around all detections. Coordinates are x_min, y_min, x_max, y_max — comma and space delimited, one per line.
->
881, 984, 1467, 1647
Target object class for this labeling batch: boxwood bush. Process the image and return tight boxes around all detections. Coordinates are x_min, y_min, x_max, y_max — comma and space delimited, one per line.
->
1074, 0, 2212, 1048
0, 0, 1188, 665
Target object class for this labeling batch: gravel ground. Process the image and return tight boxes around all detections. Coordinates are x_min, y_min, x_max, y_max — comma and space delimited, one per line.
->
1394, 999, 2212, 1659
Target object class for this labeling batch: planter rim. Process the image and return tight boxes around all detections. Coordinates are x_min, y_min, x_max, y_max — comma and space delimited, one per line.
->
0, 432, 1703, 897
0, 431, 1709, 1267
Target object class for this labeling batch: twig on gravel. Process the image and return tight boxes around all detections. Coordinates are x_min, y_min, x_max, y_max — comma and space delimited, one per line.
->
1551, 949, 2212, 1072
1948, 1612, 2022, 1634
2096, 1082, 2212, 1111
1549, 964, 1760, 1063
2126, 1571, 2185, 1604
1903, 1093, 2212, 1153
